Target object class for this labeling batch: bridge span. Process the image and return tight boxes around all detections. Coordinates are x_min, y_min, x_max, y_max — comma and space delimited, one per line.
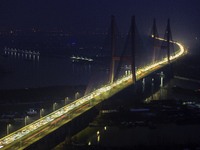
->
0, 37, 186, 149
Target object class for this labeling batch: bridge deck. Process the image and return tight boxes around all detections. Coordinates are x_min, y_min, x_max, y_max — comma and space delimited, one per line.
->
0, 38, 186, 150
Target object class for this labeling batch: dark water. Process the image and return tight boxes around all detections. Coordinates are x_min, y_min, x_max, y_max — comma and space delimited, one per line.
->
0, 54, 97, 90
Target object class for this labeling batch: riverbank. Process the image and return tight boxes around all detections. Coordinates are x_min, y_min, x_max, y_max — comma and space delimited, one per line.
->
0, 85, 86, 104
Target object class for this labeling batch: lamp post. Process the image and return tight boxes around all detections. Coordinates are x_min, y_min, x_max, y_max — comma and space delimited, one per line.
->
75, 92, 80, 100
64, 97, 69, 105
53, 102, 57, 111
25, 116, 29, 126
160, 71, 165, 87
40, 108, 44, 118
151, 78, 154, 100
142, 78, 145, 92
159, 71, 165, 99
7, 124, 11, 135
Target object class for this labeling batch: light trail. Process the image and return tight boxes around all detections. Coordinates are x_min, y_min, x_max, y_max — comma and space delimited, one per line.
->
0, 38, 186, 149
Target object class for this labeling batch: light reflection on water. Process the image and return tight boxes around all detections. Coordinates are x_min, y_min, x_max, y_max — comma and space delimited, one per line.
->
0, 55, 100, 89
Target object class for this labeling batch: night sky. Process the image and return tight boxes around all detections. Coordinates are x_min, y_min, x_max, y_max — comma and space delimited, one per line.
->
0, 0, 200, 47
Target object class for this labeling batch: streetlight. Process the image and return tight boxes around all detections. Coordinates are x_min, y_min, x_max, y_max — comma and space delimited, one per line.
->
25, 116, 29, 126
96, 131, 100, 143
142, 78, 145, 92
104, 126, 107, 131
97, 135, 100, 143
88, 141, 91, 146
40, 108, 44, 118
53, 102, 57, 111
159, 71, 165, 87
7, 124, 11, 135
159, 71, 165, 99
75, 92, 80, 100
64, 97, 69, 105
151, 78, 154, 100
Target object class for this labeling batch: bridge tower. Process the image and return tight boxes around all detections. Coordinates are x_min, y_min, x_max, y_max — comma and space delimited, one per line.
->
163, 18, 173, 63
109, 16, 136, 84
130, 16, 136, 83
151, 18, 159, 38
150, 18, 159, 63
109, 15, 117, 84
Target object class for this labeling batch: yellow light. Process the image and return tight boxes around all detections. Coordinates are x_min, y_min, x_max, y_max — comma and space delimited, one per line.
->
104, 126, 107, 131
97, 135, 100, 142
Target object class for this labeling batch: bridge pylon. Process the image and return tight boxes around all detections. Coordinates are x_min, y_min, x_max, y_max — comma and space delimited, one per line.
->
109, 15, 117, 84
162, 18, 174, 64
150, 18, 160, 63
109, 16, 136, 84
130, 16, 136, 83
150, 18, 159, 38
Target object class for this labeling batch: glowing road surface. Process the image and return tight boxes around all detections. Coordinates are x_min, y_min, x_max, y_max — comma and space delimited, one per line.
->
0, 38, 186, 149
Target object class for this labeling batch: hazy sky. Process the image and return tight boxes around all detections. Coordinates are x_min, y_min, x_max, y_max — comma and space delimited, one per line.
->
0, 0, 200, 47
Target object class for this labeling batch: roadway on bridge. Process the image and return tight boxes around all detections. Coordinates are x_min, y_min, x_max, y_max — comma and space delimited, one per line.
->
0, 38, 185, 150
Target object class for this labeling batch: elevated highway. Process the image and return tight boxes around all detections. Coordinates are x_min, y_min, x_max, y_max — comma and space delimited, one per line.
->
0, 38, 186, 150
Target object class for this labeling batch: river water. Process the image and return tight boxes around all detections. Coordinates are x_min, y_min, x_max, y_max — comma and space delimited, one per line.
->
0, 54, 99, 90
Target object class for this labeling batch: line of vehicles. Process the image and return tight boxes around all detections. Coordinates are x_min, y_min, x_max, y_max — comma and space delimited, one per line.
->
0, 38, 185, 149
0, 75, 131, 149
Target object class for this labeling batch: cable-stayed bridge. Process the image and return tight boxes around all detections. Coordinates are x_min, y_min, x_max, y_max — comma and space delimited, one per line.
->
0, 16, 186, 150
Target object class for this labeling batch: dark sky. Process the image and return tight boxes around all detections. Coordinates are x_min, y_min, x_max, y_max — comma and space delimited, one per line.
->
0, 0, 200, 47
